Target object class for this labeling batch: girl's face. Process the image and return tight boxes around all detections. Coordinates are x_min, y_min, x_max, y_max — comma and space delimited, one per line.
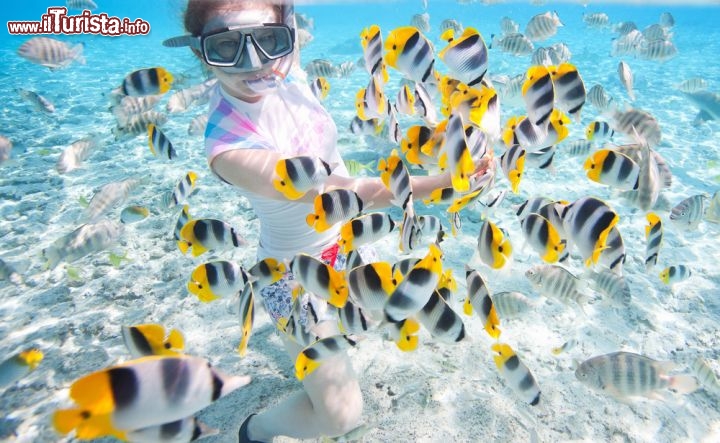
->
203, 6, 281, 102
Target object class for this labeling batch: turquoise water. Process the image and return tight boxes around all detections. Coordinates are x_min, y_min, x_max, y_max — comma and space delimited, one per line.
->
1, 1, 720, 442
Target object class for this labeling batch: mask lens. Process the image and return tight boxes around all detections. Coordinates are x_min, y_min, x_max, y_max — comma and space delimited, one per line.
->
250, 26, 292, 58
204, 31, 244, 65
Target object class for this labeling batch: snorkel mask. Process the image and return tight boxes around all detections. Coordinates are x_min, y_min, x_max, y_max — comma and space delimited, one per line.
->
164, 1, 296, 94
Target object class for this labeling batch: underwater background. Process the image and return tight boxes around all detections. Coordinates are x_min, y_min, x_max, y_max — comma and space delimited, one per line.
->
1, 0, 720, 442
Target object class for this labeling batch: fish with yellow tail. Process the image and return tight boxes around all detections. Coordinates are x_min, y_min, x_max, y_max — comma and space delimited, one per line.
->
277, 297, 318, 347
522, 65, 554, 127
187, 261, 253, 302
236, 283, 255, 357
464, 265, 500, 339
476, 220, 512, 270
395, 84, 416, 116
164, 171, 198, 208
386, 318, 421, 351
492, 343, 541, 405
416, 290, 467, 343
310, 77, 330, 101
0, 349, 43, 389
560, 196, 619, 267
121, 324, 184, 358
339, 212, 396, 254
348, 262, 402, 312
401, 125, 439, 170
355, 76, 388, 121
548, 63, 585, 122
439, 113, 475, 192
173, 205, 192, 250
273, 156, 334, 200
306, 189, 364, 233
585, 121, 614, 144
384, 243, 444, 322
126, 417, 218, 443
53, 356, 250, 440
584, 149, 640, 190
645, 213, 662, 270
147, 123, 177, 160
379, 149, 412, 208
520, 213, 566, 263
384, 26, 436, 84
121, 67, 174, 97
438, 27, 488, 87
178, 219, 248, 257
413, 82, 438, 126
500, 144, 525, 194
659, 265, 691, 287
295, 335, 358, 380
360, 25, 389, 85
289, 253, 349, 308
575, 351, 697, 400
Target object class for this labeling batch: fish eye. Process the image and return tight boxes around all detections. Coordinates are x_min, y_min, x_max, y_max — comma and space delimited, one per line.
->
164, 342, 171, 349
393, 45, 397, 50
81, 410, 91, 419
498, 246, 504, 252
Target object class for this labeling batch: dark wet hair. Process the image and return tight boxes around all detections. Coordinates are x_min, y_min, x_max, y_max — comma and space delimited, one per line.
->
184, 0, 282, 36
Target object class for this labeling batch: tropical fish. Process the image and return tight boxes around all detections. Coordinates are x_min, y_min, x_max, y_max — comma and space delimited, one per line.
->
583, 13, 609, 28
522, 65, 554, 127
187, 261, 252, 302
438, 27, 488, 86
669, 195, 706, 230
476, 220, 512, 269
0, 349, 43, 388
120, 206, 150, 224
463, 266, 500, 339
384, 243, 444, 322
644, 213, 663, 270
43, 220, 123, 270
520, 213, 566, 263
618, 61, 635, 101
489, 33, 534, 56
551, 339, 577, 355
378, 149, 412, 208
310, 77, 330, 101
273, 156, 333, 200
52, 356, 250, 440
525, 264, 588, 310
492, 343, 541, 405
57, 135, 100, 174
587, 84, 615, 113
113, 111, 168, 139
122, 67, 174, 96
306, 189, 364, 233
584, 149, 639, 190
147, 124, 177, 160
17, 36, 85, 70
178, 219, 248, 257
360, 25, 389, 85
339, 212, 396, 253
525, 11, 563, 42
295, 335, 358, 380
491, 291, 533, 319
500, 144, 525, 194
690, 358, 720, 395
548, 63, 585, 122
289, 253, 349, 308
575, 352, 697, 400
588, 269, 631, 307
417, 290, 467, 343
385, 26, 436, 84
121, 324, 184, 358
17, 88, 55, 113
659, 265, 691, 286
560, 196, 619, 267
440, 113, 475, 192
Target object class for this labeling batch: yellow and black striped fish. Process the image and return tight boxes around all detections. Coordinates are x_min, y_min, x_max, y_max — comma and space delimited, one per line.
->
122, 67, 174, 97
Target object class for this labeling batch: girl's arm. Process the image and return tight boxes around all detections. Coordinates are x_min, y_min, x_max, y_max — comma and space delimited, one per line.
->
211, 148, 491, 209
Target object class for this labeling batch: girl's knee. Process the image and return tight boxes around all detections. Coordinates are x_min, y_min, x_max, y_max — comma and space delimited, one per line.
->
321, 384, 363, 437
